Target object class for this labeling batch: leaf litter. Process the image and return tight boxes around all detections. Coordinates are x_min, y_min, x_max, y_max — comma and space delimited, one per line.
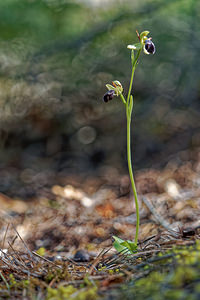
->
0, 147, 200, 299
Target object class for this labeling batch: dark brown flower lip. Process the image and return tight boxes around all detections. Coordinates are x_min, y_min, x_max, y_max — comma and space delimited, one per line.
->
144, 39, 156, 54
103, 90, 115, 103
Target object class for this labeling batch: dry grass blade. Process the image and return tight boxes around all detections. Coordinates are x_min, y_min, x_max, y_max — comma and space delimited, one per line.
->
7, 242, 29, 269
0, 271, 10, 291
88, 247, 112, 275
32, 251, 62, 269
11, 223, 33, 258
102, 248, 131, 268
2, 223, 10, 250
0, 249, 38, 277
9, 235, 18, 248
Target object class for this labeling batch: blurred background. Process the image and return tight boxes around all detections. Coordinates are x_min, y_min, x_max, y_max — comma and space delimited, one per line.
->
0, 0, 199, 199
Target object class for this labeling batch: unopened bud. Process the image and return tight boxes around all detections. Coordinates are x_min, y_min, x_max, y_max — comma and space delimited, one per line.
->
127, 44, 137, 50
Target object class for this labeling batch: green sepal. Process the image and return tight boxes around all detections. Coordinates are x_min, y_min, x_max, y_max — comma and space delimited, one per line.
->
106, 82, 123, 96
106, 84, 114, 91
140, 31, 149, 39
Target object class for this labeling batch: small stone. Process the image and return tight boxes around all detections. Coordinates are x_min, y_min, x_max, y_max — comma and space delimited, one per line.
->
73, 250, 90, 262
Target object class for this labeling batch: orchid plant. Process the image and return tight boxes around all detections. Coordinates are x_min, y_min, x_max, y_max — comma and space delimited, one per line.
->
102, 30, 155, 254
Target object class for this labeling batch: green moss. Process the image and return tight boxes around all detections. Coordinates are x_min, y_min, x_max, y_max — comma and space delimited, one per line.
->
47, 285, 76, 299
9, 274, 32, 290
36, 247, 46, 256
4, 241, 200, 300
118, 241, 200, 300
9, 274, 16, 287
134, 271, 165, 291
46, 285, 99, 300
45, 266, 70, 283
168, 266, 198, 287
163, 289, 185, 300
195, 283, 200, 294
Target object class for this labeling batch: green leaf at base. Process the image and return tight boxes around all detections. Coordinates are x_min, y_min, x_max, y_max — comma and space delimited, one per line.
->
113, 236, 137, 254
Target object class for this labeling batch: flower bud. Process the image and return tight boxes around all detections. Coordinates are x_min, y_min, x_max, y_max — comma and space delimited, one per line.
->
127, 44, 137, 50
127, 43, 142, 51
143, 38, 156, 55
103, 90, 115, 103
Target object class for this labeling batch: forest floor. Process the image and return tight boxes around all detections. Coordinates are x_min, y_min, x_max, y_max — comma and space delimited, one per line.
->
0, 147, 200, 299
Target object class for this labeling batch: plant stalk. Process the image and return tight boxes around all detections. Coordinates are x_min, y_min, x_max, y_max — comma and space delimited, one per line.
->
127, 49, 141, 105
126, 112, 139, 245
126, 49, 142, 245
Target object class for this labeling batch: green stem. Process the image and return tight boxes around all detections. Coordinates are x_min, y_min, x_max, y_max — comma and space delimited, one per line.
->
126, 112, 139, 245
127, 49, 141, 105
125, 49, 142, 246
119, 93, 126, 105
